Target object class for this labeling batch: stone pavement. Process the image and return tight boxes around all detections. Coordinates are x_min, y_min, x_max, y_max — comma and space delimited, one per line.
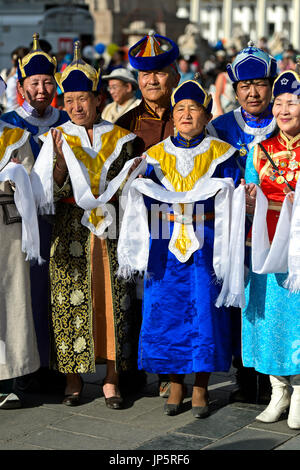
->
0, 365, 299, 452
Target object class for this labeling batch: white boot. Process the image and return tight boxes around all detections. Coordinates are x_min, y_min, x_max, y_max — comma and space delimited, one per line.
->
287, 376, 300, 429
256, 375, 291, 423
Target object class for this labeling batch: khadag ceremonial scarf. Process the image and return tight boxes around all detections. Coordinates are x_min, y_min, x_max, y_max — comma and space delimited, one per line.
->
216, 180, 300, 309
117, 136, 236, 276
0, 124, 41, 262
30, 121, 141, 237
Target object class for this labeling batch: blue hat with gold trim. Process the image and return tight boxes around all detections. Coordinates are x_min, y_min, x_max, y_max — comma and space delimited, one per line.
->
272, 70, 300, 99
171, 79, 213, 114
17, 33, 57, 80
55, 41, 101, 93
227, 41, 277, 83
128, 30, 179, 71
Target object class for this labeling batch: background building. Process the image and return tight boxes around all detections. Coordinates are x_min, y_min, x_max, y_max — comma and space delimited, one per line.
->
0, 1, 94, 70
187, 0, 300, 51
0, 0, 299, 71
0, 0, 189, 71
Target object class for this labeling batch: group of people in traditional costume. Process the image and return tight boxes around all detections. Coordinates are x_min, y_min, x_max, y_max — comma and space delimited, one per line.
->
0, 29, 299, 431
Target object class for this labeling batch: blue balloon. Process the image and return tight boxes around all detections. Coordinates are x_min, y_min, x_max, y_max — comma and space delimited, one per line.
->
95, 43, 106, 55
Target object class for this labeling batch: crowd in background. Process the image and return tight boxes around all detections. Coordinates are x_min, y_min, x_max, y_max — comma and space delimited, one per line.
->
0, 25, 299, 431
1, 35, 299, 119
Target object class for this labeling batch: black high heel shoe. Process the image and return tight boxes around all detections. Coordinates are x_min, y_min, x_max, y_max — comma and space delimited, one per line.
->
164, 401, 184, 416
191, 389, 210, 418
102, 381, 124, 410
191, 405, 210, 419
62, 376, 83, 406
163, 383, 187, 416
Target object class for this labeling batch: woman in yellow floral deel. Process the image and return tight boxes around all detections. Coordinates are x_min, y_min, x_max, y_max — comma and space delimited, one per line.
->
36, 42, 139, 408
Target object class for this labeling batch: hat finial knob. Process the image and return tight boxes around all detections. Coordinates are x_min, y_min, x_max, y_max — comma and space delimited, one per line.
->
74, 41, 82, 63
32, 33, 41, 51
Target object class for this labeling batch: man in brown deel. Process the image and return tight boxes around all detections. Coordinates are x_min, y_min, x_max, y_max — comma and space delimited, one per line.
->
117, 31, 180, 398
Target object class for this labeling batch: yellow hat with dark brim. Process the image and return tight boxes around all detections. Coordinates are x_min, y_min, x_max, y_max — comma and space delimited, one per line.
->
17, 33, 57, 80
171, 80, 213, 114
55, 41, 101, 93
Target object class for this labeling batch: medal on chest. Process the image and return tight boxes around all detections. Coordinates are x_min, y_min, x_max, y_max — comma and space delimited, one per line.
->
239, 144, 248, 157
268, 151, 299, 188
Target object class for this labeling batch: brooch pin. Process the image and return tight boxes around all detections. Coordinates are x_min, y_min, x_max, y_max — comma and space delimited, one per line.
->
286, 171, 294, 181
239, 144, 247, 156
276, 176, 285, 184
288, 160, 298, 170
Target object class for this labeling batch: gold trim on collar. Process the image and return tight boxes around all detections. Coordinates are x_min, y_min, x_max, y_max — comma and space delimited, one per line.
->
278, 130, 300, 150
147, 139, 231, 192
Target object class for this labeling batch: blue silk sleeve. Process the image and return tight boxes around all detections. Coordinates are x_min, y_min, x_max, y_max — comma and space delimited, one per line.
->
245, 147, 260, 185
212, 151, 242, 187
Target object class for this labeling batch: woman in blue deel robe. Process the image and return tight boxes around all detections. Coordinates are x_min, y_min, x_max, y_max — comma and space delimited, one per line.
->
135, 80, 241, 418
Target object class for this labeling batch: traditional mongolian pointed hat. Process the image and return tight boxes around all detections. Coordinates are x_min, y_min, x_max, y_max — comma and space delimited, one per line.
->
272, 70, 300, 99
171, 79, 213, 114
128, 30, 179, 71
55, 41, 101, 93
226, 41, 277, 83
17, 33, 57, 80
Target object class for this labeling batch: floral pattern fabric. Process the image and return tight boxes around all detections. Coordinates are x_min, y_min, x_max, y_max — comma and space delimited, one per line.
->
49, 145, 139, 374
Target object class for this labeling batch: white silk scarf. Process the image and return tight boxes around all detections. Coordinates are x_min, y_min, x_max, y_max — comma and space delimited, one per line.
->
117, 176, 235, 279
30, 130, 143, 237
215, 184, 246, 308
0, 162, 42, 263
216, 179, 300, 309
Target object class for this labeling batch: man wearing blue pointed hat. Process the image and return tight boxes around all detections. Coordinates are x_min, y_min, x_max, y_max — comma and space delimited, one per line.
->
117, 31, 180, 156
207, 42, 279, 404
1, 33, 69, 395
116, 31, 181, 396
31, 41, 141, 408
207, 41, 278, 173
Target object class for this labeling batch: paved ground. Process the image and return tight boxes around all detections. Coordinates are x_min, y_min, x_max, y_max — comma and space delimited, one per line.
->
0, 365, 299, 453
